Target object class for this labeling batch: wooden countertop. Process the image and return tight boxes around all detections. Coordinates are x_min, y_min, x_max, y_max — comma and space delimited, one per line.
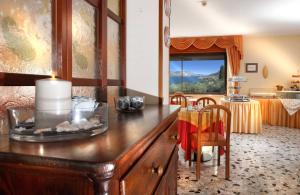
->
0, 105, 180, 178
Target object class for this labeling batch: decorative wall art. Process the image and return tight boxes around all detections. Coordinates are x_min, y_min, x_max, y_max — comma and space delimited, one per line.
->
246, 63, 258, 73
72, 0, 99, 79
164, 0, 171, 17
262, 65, 268, 79
164, 26, 170, 47
0, 0, 52, 75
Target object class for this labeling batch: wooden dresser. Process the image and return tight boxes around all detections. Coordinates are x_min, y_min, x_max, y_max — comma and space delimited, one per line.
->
0, 105, 180, 195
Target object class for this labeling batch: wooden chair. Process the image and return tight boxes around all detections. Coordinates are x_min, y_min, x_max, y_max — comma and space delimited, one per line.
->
170, 95, 187, 107
191, 105, 231, 180
174, 91, 184, 96
195, 97, 217, 153
196, 97, 217, 107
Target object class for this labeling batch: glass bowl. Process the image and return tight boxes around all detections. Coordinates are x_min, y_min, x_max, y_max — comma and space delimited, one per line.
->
8, 103, 108, 142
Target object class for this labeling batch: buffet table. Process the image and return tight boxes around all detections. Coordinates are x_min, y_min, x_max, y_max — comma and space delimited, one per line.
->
256, 98, 300, 129
221, 99, 262, 134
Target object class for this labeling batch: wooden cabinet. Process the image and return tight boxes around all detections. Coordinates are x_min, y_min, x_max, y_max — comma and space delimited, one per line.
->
0, 164, 95, 195
0, 105, 180, 195
120, 120, 178, 195
155, 147, 178, 195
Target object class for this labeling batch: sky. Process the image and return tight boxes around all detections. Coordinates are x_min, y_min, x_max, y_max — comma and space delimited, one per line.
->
170, 59, 224, 75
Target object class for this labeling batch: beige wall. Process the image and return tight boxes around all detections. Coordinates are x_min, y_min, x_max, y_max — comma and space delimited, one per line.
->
239, 35, 300, 95
126, 0, 159, 96
162, 2, 170, 104
126, 0, 171, 104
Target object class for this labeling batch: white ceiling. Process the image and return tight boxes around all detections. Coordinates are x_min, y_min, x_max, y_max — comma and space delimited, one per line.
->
170, 0, 300, 37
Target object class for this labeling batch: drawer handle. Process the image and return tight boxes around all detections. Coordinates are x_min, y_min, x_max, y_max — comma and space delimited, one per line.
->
151, 165, 164, 176
170, 134, 178, 140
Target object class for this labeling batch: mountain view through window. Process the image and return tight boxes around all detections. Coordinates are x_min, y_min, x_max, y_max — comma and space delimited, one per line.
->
170, 54, 227, 94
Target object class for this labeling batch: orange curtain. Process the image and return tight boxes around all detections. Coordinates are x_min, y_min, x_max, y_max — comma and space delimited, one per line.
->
171, 38, 196, 50
171, 35, 243, 76
193, 37, 217, 49
227, 46, 241, 75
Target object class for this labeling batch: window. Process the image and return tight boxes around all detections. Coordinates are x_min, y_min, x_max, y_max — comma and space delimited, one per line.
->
0, 0, 126, 88
107, 0, 125, 85
170, 53, 227, 94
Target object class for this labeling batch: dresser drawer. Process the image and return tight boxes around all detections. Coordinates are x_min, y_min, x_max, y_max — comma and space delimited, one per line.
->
120, 121, 177, 195
164, 120, 178, 142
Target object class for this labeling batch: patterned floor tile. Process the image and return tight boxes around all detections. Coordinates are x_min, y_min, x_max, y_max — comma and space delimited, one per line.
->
177, 125, 300, 195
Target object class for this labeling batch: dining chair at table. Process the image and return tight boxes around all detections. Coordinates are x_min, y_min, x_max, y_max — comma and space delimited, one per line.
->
196, 97, 217, 107
170, 94, 188, 107
196, 97, 217, 153
191, 104, 231, 180
174, 91, 184, 96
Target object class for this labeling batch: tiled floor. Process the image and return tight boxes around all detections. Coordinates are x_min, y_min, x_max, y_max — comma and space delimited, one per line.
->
177, 125, 300, 195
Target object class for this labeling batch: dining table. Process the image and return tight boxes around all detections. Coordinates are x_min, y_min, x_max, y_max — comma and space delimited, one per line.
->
256, 98, 300, 129
221, 98, 262, 134
177, 107, 225, 162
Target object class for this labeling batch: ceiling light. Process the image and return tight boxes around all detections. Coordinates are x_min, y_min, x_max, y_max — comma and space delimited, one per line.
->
199, 0, 207, 6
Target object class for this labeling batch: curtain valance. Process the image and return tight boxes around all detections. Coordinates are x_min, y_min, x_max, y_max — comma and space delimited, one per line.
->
171, 35, 243, 59
171, 35, 243, 76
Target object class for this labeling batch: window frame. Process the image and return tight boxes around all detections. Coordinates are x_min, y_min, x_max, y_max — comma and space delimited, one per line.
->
169, 52, 227, 95
0, 0, 126, 88
107, 0, 126, 87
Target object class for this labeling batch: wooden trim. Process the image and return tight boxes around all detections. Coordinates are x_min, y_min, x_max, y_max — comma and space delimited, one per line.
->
0, 73, 51, 86
108, 9, 122, 23
85, 0, 99, 7
72, 78, 102, 86
158, 0, 163, 104
57, 0, 72, 81
52, 0, 59, 76
96, 2, 101, 82
107, 79, 122, 86
120, 0, 126, 87
100, 0, 108, 87
66, 0, 73, 81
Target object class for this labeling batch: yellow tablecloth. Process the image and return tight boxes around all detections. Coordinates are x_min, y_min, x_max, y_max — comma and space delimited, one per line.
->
256, 98, 300, 129
221, 99, 262, 134
177, 108, 225, 160
178, 109, 210, 129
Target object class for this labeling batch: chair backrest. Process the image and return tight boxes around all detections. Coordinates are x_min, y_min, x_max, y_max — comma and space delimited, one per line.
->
196, 97, 217, 107
197, 105, 231, 145
170, 95, 187, 107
